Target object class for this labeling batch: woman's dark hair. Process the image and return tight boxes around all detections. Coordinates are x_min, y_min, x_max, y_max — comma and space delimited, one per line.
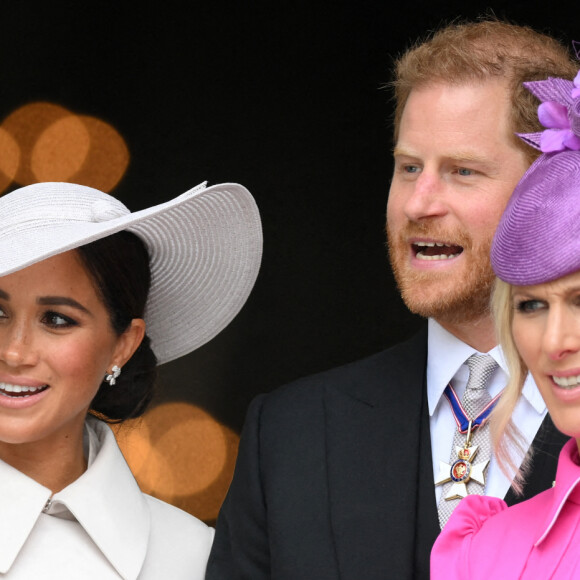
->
76, 230, 158, 422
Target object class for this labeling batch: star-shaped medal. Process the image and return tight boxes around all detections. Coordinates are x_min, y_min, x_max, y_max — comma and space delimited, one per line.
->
435, 444, 489, 501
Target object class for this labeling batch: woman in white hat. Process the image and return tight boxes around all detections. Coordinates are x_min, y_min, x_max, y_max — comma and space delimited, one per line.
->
0, 180, 262, 579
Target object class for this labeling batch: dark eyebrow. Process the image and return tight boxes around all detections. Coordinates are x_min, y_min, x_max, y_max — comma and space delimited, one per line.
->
0, 290, 91, 315
37, 296, 91, 315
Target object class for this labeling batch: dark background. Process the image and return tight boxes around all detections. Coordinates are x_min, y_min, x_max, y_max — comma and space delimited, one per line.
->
1, 1, 576, 433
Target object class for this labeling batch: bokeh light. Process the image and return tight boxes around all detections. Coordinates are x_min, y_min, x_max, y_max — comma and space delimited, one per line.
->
112, 402, 240, 524
65, 115, 130, 192
2, 102, 73, 187
31, 114, 90, 182
0, 127, 20, 193
0, 102, 129, 193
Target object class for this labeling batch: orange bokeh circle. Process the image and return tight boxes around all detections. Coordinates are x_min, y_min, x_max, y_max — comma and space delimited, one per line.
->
0, 127, 20, 193
31, 114, 90, 182
112, 402, 240, 523
0, 102, 130, 193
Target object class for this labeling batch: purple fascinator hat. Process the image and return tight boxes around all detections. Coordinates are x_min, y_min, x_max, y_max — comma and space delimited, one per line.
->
491, 62, 580, 286
491, 150, 580, 285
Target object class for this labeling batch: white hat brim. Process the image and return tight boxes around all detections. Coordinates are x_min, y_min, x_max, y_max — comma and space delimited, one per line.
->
0, 181, 263, 364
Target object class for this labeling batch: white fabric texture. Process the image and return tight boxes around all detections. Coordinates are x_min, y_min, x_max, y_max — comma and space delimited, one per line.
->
0, 416, 214, 579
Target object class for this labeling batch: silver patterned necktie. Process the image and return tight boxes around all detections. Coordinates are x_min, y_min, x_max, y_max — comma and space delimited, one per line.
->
437, 353, 499, 528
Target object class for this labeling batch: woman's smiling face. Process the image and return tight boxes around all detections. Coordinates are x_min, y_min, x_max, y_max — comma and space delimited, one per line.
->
0, 250, 136, 449
512, 270, 580, 441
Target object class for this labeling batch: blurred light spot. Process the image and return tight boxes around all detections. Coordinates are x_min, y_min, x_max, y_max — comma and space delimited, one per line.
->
0, 127, 20, 192
31, 115, 90, 182
154, 405, 227, 495
112, 402, 239, 524
70, 115, 129, 192
0, 102, 130, 193
2, 102, 71, 187
112, 417, 153, 474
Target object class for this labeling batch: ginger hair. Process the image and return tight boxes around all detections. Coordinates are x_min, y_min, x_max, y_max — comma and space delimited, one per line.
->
389, 16, 577, 164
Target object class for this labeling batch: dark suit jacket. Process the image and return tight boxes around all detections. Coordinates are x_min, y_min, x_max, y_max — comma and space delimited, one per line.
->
206, 326, 567, 579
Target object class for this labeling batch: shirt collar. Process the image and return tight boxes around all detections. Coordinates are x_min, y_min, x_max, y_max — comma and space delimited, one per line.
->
426, 318, 545, 416
0, 417, 151, 579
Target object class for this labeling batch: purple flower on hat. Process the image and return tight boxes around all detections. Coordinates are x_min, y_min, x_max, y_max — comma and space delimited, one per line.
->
517, 71, 580, 152
573, 70, 580, 96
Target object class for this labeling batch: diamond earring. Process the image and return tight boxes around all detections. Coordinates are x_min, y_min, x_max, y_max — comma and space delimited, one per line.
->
105, 365, 121, 386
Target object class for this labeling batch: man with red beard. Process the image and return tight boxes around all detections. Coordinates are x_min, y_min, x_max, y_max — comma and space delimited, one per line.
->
207, 18, 577, 580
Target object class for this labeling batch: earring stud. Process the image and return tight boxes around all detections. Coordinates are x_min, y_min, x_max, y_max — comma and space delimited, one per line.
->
105, 365, 121, 386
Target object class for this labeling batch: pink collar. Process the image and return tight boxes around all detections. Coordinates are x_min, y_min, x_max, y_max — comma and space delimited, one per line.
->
535, 438, 580, 545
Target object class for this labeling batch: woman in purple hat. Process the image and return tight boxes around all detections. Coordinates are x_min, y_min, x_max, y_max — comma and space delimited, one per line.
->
431, 71, 580, 578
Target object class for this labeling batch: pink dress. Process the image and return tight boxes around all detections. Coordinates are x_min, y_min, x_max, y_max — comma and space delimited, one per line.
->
431, 438, 580, 579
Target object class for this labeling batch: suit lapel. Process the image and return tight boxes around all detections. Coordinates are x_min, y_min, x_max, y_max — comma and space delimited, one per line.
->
323, 328, 430, 580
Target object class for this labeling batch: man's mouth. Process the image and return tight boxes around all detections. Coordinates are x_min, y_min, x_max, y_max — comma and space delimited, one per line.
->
552, 375, 580, 389
0, 383, 49, 397
413, 241, 463, 261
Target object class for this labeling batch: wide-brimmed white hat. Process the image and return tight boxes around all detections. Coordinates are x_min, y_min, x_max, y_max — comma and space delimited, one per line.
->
0, 181, 262, 365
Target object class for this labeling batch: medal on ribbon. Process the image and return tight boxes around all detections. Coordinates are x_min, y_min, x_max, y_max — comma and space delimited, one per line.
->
435, 384, 502, 501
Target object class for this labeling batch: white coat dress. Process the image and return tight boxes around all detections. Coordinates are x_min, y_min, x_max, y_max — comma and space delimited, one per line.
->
0, 415, 214, 579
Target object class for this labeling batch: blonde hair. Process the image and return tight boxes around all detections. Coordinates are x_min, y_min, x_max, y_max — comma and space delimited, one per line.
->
389, 16, 577, 164
490, 278, 532, 493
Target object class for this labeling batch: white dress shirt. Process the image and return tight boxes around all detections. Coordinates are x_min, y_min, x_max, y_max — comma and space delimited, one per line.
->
427, 318, 547, 504
0, 415, 214, 579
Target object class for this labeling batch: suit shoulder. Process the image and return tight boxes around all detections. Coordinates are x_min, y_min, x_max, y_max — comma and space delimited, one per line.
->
259, 326, 427, 409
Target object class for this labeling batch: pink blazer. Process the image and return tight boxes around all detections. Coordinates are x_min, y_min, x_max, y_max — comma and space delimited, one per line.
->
431, 438, 580, 579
